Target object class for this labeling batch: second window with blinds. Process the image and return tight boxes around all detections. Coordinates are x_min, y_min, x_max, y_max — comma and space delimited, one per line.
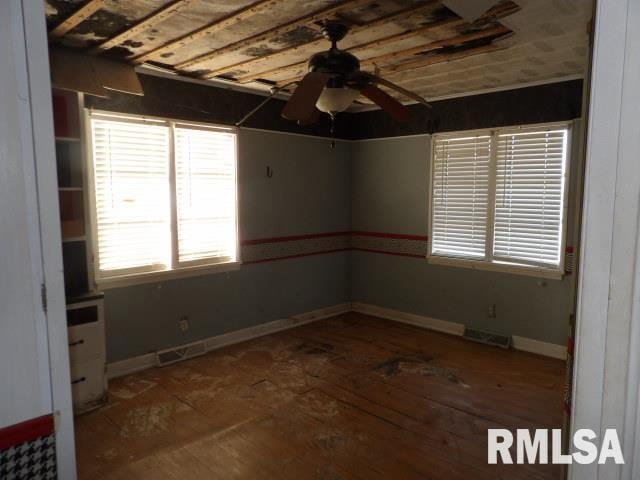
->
428, 122, 571, 278
88, 112, 238, 286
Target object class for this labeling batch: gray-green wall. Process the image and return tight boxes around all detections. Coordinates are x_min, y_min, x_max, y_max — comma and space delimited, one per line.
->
106, 127, 580, 362
105, 129, 351, 362
350, 133, 581, 346
99, 77, 584, 361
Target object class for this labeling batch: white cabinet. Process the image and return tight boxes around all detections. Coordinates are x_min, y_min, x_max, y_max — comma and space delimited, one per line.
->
66, 296, 107, 414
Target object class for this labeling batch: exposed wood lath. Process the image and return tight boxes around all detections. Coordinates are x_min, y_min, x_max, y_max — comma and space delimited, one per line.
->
386, 42, 503, 74
45, 0, 592, 103
177, 0, 374, 71
247, 0, 518, 87
218, 1, 446, 83
90, 0, 197, 53
49, 0, 105, 40
249, 16, 511, 86
129, 0, 287, 65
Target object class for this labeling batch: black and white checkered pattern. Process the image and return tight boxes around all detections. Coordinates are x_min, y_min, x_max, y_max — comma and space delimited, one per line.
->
0, 434, 57, 480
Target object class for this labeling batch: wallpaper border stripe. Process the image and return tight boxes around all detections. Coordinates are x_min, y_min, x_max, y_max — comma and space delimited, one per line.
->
239, 230, 575, 271
0, 415, 54, 451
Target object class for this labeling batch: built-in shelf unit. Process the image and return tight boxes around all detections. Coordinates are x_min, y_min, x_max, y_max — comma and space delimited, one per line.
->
52, 89, 107, 414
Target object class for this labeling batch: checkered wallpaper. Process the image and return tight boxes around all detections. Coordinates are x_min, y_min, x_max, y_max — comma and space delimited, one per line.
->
0, 415, 56, 480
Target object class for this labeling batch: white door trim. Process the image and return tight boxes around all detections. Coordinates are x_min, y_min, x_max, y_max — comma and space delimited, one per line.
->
570, 1, 640, 479
19, 2, 77, 478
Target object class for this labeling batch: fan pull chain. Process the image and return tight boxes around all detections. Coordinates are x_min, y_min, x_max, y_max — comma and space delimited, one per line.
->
330, 113, 336, 149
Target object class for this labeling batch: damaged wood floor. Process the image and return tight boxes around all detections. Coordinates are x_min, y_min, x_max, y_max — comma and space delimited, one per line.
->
75, 312, 565, 479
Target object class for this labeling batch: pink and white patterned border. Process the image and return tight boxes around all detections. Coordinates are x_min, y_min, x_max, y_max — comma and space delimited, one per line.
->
240, 231, 427, 263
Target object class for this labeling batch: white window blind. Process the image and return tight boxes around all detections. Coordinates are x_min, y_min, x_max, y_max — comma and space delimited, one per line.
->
174, 126, 237, 265
431, 134, 491, 259
494, 128, 568, 267
91, 117, 171, 274
429, 122, 571, 274
89, 113, 238, 283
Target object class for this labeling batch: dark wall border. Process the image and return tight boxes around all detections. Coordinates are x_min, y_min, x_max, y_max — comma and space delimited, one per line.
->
344, 79, 583, 139
86, 73, 350, 138
86, 74, 583, 140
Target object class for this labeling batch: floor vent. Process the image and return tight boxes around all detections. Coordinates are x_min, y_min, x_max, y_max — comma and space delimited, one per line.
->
463, 328, 512, 349
156, 341, 206, 367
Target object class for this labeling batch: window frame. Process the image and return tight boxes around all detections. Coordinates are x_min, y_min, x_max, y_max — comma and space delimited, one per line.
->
85, 109, 241, 289
427, 121, 573, 280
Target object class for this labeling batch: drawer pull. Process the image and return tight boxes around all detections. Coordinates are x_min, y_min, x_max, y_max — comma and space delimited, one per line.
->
69, 339, 85, 347
71, 377, 86, 385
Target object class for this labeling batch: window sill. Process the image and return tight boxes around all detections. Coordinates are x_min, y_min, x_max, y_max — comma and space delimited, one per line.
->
427, 255, 564, 280
96, 261, 241, 290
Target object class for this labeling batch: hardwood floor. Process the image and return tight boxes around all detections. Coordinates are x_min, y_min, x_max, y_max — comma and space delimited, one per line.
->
75, 313, 565, 479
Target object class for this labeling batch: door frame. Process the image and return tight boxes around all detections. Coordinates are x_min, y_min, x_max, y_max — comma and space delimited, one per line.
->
570, 0, 640, 478
11, 0, 640, 479
17, 1, 77, 477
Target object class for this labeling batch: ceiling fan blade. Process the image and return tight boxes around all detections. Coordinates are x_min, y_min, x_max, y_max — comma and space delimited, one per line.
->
298, 107, 322, 125
361, 85, 412, 122
282, 72, 331, 121
366, 74, 432, 109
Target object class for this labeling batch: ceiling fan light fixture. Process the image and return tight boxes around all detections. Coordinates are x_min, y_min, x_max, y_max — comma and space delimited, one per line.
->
280, 21, 429, 125
315, 86, 359, 114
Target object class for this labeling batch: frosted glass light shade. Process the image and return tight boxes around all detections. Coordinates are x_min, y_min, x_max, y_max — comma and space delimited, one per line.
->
315, 87, 359, 113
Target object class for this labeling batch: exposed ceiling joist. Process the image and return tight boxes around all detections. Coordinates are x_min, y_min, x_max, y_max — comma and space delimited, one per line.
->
386, 42, 503, 74
358, 24, 511, 69
350, 18, 466, 56
212, 1, 440, 82
274, 39, 504, 88
248, 0, 519, 85
176, 0, 373, 71
130, 0, 286, 64
242, 16, 465, 84
49, 0, 105, 40
91, 0, 197, 54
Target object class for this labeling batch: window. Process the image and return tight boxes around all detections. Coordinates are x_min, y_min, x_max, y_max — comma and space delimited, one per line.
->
429, 123, 571, 277
88, 112, 238, 285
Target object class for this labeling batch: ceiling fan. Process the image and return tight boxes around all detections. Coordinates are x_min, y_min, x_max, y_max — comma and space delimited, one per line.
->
281, 21, 432, 124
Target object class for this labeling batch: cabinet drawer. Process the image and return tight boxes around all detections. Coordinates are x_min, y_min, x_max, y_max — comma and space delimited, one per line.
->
70, 359, 106, 411
68, 321, 105, 363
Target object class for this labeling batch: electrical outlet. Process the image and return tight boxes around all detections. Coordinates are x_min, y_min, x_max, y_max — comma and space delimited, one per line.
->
488, 304, 497, 318
179, 316, 189, 332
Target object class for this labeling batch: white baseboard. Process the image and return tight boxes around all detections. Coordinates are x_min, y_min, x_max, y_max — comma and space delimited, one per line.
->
106, 352, 157, 380
202, 302, 351, 352
351, 302, 465, 336
106, 302, 351, 379
107, 301, 566, 379
512, 335, 567, 360
352, 302, 566, 360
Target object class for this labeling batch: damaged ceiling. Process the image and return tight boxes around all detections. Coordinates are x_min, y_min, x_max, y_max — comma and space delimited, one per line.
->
45, 0, 593, 102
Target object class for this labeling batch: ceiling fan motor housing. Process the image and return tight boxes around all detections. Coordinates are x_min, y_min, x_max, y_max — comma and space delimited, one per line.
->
308, 20, 360, 87
308, 49, 360, 87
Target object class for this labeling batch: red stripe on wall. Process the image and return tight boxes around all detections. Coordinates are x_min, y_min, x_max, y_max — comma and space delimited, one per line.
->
241, 230, 427, 246
352, 248, 425, 259
241, 231, 351, 246
351, 231, 428, 241
242, 248, 351, 264
0, 414, 54, 450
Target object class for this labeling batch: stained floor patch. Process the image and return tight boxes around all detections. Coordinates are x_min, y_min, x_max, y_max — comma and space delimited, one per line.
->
120, 402, 174, 437
373, 355, 470, 388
